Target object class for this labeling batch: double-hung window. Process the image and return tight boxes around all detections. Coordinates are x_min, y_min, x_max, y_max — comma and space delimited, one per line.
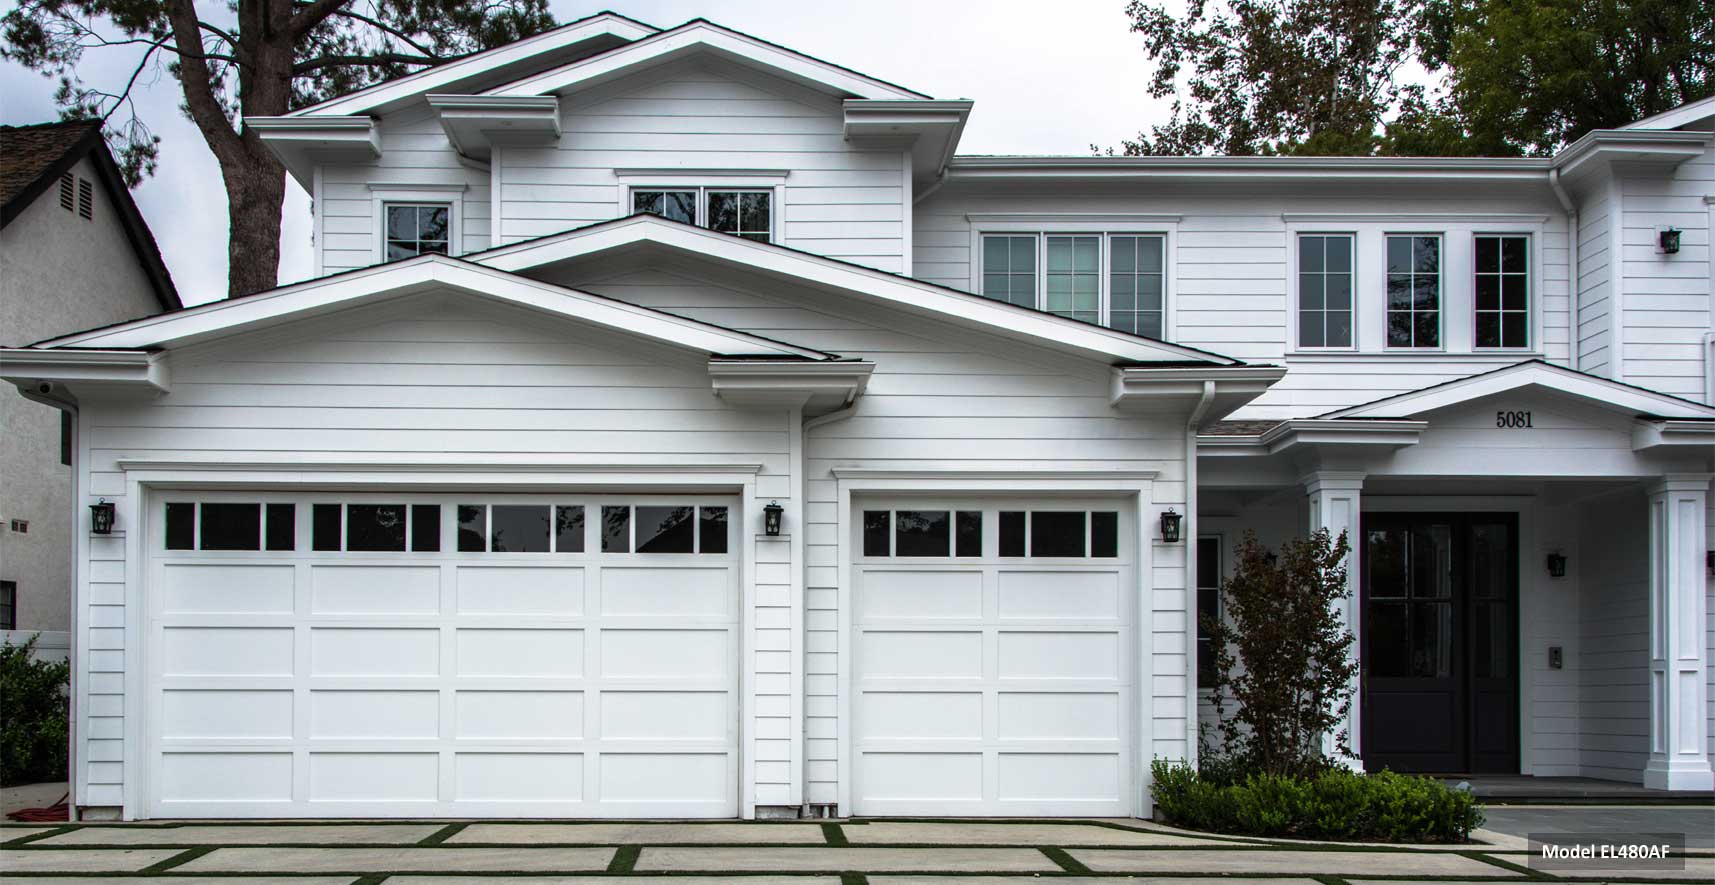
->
978, 232, 1168, 337
1385, 235, 1441, 348
1474, 235, 1530, 349
383, 203, 450, 260
1297, 234, 1354, 348
632, 187, 773, 242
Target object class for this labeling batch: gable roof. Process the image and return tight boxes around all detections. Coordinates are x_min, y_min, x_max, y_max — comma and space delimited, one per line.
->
0, 120, 180, 311
1318, 360, 1715, 420
485, 18, 928, 101
1621, 93, 1715, 132
290, 11, 659, 118
469, 213, 1246, 367
28, 252, 836, 360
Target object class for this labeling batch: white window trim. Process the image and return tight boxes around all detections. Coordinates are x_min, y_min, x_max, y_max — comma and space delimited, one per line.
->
616, 173, 787, 245
1382, 232, 1447, 352
1285, 215, 1547, 356
967, 220, 1180, 340
1289, 230, 1361, 352
1471, 232, 1537, 353
369, 183, 467, 262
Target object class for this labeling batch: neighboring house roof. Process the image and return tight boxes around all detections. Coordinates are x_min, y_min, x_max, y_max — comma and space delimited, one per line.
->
1620, 92, 1715, 131
27, 251, 838, 360
1317, 360, 1715, 421
470, 213, 1247, 367
0, 120, 182, 311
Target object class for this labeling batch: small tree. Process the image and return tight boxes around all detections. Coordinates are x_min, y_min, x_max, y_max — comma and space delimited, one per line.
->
1203, 528, 1357, 777
0, 637, 72, 785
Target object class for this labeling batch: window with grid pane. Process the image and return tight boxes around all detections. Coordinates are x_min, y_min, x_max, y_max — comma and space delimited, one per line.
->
632, 190, 696, 224
1475, 235, 1529, 349
1109, 235, 1165, 337
384, 204, 450, 260
980, 235, 1037, 308
1297, 235, 1353, 348
1386, 235, 1440, 348
707, 190, 771, 241
1045, 236, 1100, 324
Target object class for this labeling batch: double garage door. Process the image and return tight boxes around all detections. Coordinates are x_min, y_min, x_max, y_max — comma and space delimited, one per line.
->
851, 499, 1138, 817
144, 493, 739, 818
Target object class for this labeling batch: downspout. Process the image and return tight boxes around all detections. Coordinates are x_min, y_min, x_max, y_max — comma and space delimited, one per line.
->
1183, 380, 1216, 764
1548, 169, 1579, 371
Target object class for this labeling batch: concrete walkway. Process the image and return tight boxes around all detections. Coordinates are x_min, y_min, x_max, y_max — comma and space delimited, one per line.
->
2, 818, 1710, 881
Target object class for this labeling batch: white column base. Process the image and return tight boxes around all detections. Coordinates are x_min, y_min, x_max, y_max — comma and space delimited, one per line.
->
1642, 759, 1715, 792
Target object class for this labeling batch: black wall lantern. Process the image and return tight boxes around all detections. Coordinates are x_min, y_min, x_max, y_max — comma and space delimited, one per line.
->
1546, 552, 1567, 578
89, 498, 116, 535
763, 500, 784, 537
1160, 508, 1182, 544
1660, 228, 1681, 254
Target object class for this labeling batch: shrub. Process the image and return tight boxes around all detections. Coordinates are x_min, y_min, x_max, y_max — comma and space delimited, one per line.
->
1150, 759, 1484, 843
0, 637, 71, 785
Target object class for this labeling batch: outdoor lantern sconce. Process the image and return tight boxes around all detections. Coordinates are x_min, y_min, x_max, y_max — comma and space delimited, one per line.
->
1659, 228, 1681, 254
1160, 508, 1182, 544
763, 500, 784, 537
89, 499, 116, 535
1546, 552, 1567, 578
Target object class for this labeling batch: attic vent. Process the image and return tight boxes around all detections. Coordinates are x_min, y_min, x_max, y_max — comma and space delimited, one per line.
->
77, 177, 93, 219
58, 173, 74, 211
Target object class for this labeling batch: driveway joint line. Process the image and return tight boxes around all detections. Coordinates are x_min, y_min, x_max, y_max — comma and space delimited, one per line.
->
136, 844, 217, 873
1040, 845, 1091, 873
0, 825, 74, 847
606, 844, 640, 873
418, 823, 467, 845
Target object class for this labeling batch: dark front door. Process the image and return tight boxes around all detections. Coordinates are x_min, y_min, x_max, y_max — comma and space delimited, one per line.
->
1361, 512, 1519, 774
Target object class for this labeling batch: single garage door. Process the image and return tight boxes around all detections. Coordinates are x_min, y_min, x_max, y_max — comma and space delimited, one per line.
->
144, 493, 739, 818
851, 500, 1137, 817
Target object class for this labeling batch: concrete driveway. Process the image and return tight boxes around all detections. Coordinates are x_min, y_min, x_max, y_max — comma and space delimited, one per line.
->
2, 818, 1710, 882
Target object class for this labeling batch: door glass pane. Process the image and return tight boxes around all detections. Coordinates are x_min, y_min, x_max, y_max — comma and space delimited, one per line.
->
862, 510, 890, 557
1366, 528, 1407, 598
266, 503, 295, 551
636, 505, 695, 553
200, 503, 261, 551
1091, 511, 1118, 558
1030, 511, 1085, 557
409, 504, 439, 552
165, 502, 195, 550
1473, 601, 1509, 678
955, 511, 982, 557
1411, 601, 1453, 677
601, 505, 631, 553
313, 504, 342, 551
347, 504, 406, 552
1470, 522, 1511, 599
490, 505, 550, 553
633, 189, 696, 224
998, 511, 1025, 557
1409, 524, 1452, 598
555, 505, 585, 553
1368, 601, 1410, 677
699, 506, 728, 554
895, 510, 950, 557
457, 505, 485, 552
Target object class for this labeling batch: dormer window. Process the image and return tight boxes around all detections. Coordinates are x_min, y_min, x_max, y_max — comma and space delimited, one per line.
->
632, 187, 773, 242
384, 203, 450, 260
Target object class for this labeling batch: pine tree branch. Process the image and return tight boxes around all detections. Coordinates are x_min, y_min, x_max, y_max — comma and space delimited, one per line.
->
293, 51, 437, 74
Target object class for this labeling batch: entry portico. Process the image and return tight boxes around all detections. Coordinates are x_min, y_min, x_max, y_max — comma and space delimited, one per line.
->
1199, 361, 1715, 789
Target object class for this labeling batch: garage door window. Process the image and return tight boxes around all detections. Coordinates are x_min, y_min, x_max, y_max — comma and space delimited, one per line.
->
454, 504, 585, 553
164, 501, 295, 552
998, 509, 1118, 558
862, 509, 981, 557
311, 503, 440, 552
600, 504, 728, 554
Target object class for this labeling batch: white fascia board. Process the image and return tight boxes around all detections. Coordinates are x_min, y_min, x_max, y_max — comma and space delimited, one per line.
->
1259, 418, 1427, 454
709, 359, 874, 414
472, 216, 1238, 366
487, 21, 927, 101
1322, 361, 1715, 420
34, 256, 829, 360
1109, 366, 1287, 423
844, 100, 972, 189
0, 348, 169, 395
1619, 94, 1715, 131
290, 13, 658, 117
426, 95, 561, 159
946, 155, 1554, 183
246, 116, 380, 190
1552, 129, 1712, 186
1633, 419, 1715, 451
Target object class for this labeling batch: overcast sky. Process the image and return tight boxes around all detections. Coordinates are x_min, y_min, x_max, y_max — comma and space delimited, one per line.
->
0, 1, 1172, 306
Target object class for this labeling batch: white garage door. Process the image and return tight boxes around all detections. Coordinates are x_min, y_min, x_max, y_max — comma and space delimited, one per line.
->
851, 500, 1137, 817
144, 493, 739, 818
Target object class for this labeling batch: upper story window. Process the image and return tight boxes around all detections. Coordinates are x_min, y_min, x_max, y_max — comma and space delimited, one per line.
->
1297, 234, 1354, 348
384, 203, 450, 260
1475, 235, 1530, 349
633, 187, 773, 242
1385, 235, 1441, 349
979, 232, 1168, 338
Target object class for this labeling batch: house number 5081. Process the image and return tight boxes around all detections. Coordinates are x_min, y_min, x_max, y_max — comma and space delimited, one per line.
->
1496, 410, 1533, 428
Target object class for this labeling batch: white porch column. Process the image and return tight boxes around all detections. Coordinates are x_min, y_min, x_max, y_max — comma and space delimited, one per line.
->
1643, 476, 1714, 790
1304, 470, 1365, 767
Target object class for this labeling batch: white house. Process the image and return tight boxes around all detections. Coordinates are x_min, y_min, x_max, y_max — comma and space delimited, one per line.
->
1, 13, 1710, 822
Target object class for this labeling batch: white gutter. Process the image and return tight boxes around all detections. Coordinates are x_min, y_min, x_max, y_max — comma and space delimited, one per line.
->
1548, 168, 1579, 371
1183, 380, 1216, 765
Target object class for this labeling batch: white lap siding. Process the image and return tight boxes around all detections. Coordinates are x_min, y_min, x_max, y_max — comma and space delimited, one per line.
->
72, 294, 794, 816
495, 58, 907, 272
1618, 143, 1714, 401
565, 266, 1192, 809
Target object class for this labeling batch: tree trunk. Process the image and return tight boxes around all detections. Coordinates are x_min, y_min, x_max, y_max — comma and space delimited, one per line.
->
221, 153, 287, 298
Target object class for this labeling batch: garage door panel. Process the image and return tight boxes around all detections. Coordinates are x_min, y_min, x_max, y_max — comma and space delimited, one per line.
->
312, 565, 440, 614
997, 570, 1119, 620
148, 494, 739, 818
859, 752, 984, 801
858, 570, 983, 620
996, 631, 1121, 680
313, 627, 439, 676
996, 692, 1120, 741
860, 690, 983, 740
860, 630, 983, 679
997, 752, 1121, 802
456, 566, 583, 615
